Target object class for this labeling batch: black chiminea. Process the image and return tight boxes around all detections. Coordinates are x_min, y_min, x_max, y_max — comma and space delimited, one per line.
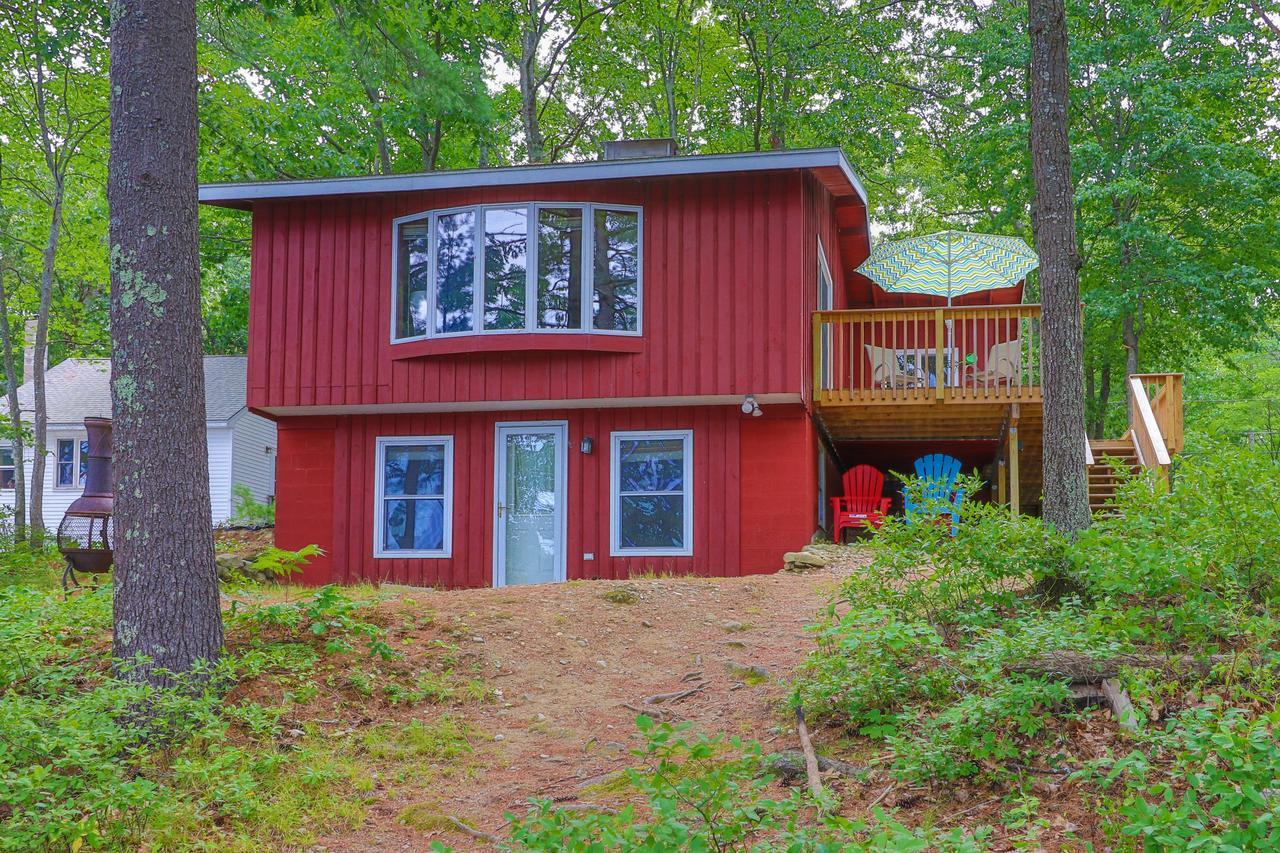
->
57, 417, 113, 590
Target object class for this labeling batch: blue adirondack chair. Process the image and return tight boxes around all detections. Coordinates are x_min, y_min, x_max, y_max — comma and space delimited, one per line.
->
903, 453, 965, 532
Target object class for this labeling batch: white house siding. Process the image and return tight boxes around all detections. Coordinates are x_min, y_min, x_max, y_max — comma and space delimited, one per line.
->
229, 409, 277, 506
1, 423, 241, 532
207, 425, 234, 524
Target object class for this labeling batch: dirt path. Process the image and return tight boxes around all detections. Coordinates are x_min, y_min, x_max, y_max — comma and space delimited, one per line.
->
317, 550, 866, 850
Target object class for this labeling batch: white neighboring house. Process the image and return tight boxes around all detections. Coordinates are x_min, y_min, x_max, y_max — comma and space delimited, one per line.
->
2, 356, 277, 526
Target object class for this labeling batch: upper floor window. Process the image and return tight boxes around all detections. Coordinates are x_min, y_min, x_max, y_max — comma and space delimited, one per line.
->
394, 203, 641, 341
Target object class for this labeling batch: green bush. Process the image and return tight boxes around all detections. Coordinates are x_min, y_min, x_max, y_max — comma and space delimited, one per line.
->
506, 716, 993, 851
0, 581, 419, 849
1108, 708, 1280, 850
793, 445, 1280, 805
229, 484, 275, 526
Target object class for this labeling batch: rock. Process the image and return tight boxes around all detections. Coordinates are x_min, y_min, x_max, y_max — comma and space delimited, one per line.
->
721, 620, 747, 632
724, 660, 770, 681
782, 551, 828, 568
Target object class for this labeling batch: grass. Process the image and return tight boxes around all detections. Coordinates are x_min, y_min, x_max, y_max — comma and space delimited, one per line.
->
0, 572, 492, 850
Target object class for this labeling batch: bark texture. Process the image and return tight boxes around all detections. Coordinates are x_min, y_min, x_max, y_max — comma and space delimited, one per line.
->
0, 273, 27, 541
1028, 0, 1090, 536
108, 0, 223, 684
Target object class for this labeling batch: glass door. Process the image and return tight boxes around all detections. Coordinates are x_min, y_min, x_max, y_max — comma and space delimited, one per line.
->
494, 422, 567, 586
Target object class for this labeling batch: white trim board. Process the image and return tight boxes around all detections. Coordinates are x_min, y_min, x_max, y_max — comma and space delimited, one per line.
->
258, 393, 803, 418
199, 148, 868, 208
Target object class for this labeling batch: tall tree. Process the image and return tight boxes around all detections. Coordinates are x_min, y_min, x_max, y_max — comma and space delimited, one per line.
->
109, 0, 223, 684
0, 0, 108, 541
1028, 0, 1089, 533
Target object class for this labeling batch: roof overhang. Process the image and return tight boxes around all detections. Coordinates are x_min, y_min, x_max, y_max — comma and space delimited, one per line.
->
198, 148, 868, 210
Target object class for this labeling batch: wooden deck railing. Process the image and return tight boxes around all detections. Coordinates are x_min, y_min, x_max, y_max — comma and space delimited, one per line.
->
812, 305, 1043, 405
1130, 373, 1184, 456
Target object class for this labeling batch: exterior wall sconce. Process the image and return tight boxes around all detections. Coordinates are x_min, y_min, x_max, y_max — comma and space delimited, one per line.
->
580, 436, 594, 454
741, 395, 763, 417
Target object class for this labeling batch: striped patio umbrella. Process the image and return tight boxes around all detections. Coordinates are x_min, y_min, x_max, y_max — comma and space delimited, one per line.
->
855, 230, 1039, 304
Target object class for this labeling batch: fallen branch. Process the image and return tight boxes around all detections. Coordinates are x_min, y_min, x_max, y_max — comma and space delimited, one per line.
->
769, 749, 865, 781
866, 783, 894, 810
639, 684, 706, 705
446, 816, 501, 845
795, 707, 823, 799
622, 702, 675, 721
1100, 678, 1140, 732
1007, 651, 1239, 683
553, 802, 619, 815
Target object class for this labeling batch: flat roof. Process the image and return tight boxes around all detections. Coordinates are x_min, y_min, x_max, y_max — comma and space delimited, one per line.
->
198, 147, 868, 209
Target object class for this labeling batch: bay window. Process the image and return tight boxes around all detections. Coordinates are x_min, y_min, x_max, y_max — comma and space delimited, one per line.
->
394, 203, 641, 341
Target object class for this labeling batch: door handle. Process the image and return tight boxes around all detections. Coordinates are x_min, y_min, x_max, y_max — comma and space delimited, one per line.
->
497, 502, 505, 519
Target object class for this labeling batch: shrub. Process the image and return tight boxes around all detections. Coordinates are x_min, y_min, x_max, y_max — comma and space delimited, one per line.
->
229, 484, 275, 526
1108, 708, 1280, 850
506, 716, 994, 851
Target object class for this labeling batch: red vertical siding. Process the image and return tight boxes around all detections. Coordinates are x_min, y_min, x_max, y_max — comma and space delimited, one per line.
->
739, 409, 817, 573
245, 173, 827, 410
278, 404, 814, 587
275, 420, 337, 585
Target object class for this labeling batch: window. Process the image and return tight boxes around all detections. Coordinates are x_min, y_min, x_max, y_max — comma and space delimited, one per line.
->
55, 439, 88, 489
394, 203, 641, 341
374, 436, 453, 557
611, 430, 693, 556
0, 447, 14, 490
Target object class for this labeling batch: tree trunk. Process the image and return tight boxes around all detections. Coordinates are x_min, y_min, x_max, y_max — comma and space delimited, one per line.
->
519, 27, 545, 163
29, 178, 62, 543
109, 0, 223, 685
1029, 0, 1089, 536
0, 264, 27, 542
1094, 360, 1111, 438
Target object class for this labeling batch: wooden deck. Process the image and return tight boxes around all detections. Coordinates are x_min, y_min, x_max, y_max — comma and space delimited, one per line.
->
812, 304, 1043, 407
811, 305, 1045, 514
811, 305, 1184, 519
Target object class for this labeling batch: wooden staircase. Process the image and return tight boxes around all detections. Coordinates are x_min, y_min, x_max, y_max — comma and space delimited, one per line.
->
1087, 374, 1184, 515
1087, 434, 1141, 514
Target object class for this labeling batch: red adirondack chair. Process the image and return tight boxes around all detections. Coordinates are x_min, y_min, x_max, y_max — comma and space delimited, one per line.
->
831, 464, 892, 543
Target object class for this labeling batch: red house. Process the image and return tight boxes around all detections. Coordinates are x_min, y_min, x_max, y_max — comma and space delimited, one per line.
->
200, 143, 1182, 587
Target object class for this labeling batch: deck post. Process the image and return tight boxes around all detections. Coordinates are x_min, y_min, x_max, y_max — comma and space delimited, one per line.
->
934, 309, 945, 401
812, 312, 824, 399
997, 458, 1007, 506
1008, 426, 1021, 517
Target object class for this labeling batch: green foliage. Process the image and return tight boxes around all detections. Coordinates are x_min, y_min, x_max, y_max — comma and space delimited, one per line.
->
247, 544, 320, 580
794, 446, 1280, 801
1108, 708, 1280, 850
506, 716, 993, 851
230, 484, 276, 526
0, 581, 468, 848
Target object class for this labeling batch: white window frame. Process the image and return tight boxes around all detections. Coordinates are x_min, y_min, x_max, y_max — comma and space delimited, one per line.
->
610, 429, 694, 557
817, 234, 834, 390
391, 202, 644, 343
373, 435, 454, 558
53, 437, 87, 490
0, 445, 14, 491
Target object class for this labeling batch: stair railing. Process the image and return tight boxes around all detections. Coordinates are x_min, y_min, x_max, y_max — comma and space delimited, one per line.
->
1130, 373, 1184, 455
1128, 375, 1172, 481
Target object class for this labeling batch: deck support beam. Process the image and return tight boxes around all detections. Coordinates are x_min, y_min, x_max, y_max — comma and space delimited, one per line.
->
1008, 403, 1021, 517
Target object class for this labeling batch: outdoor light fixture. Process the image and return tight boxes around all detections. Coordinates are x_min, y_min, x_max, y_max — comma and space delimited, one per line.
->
741, 395, 763, 417
580, 436, 594, 454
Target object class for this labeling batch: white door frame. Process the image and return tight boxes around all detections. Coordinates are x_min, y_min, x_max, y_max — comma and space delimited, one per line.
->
492, 420, 569, 587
